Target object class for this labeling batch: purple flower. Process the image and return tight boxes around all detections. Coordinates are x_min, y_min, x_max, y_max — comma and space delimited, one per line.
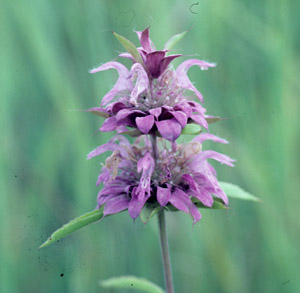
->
88, 28, 216, 142
88, 133, 234, 223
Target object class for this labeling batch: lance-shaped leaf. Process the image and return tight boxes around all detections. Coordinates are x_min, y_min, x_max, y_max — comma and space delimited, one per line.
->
219, 182, 260, 202
100, 276, 164, 293
164, 30, 187, 51
140, 203, 161, 224
205, 116, 222, 124
39, 208, 103, 249
113, 31, 144, 66
181, 123, 202, 135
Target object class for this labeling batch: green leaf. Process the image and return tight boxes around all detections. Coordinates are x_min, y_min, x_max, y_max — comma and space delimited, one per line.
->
39, 208, 103, 249
140, 203, 161, 224
205, 116, 221, 124
181, 123, 202, 135
219, 182, 260, 202
100, 276, 164, 293
112, 31, 144, 65
89, 110, 109, 118
121, 128, 143, 137
192, 197, 228, 210
164, 30, 187, 51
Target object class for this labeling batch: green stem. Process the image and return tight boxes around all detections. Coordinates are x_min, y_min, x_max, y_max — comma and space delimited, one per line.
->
158, 210, 174, 293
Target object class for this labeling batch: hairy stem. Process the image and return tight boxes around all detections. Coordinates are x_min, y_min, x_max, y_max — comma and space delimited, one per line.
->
158, 210, 174, 293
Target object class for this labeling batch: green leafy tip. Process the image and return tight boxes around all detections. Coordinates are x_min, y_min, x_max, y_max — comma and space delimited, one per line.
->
219, 182, 261, 202
164, 30, 187, 51
112, 31, 144, 66
39, 208, 103, 249
100, 276, 164, 293
140, 203, 161, 224
181, 123, 202, 135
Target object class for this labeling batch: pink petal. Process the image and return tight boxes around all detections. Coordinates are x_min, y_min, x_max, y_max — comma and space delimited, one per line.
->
157, 186, 171, 206
170, 111, 187, 128
155, 118, 182, 142
130, 63, 149, 104
90, 61, 131, 105
191, 114, 208, 129
176, 59, 216, 103
136, 115, 155, 133
196, 151, 235, 167
140, 27, 152, 52
87, 142, 127, 159
159, 55, 182, 75
193, 133, 229, 144
103, 195, 130, 216
149, 107, 162, 119
100, 117, 118, 131
146, 51, 166, 78
169, 188, 201, 223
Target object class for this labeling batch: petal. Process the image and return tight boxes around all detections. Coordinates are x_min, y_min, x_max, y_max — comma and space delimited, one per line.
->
191, 189, 214, 207
199, 151, 235, 166
116, 108, 144, 121
87, 142, 127, 159
176, 59, 216, 103
190, 114, 208, 129
149, 107, 162, 119
193, 133, 229, 144
155, 118, 182, 142
169, 188, 202, 223
146, 51, 166, 78
103, 195, 130, 216
173, 102, 193, 118
170, 111, 187, 128
128, 188, 150, 219
137, 152, 155, 173
119, 52, 135, 62
159, 55, 182, 75
130, 63, 149, 104
90, 61, 131, 105
157, 186, 171, 206
140, 27, 152, 52
136, 115, 155, 133
100, 117, 118, 132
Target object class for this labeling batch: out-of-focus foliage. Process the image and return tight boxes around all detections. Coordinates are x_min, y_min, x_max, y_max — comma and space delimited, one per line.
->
1, 0, 299, 292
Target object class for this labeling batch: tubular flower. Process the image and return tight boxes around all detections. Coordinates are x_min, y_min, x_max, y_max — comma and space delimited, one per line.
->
88, 27, 216, 142
87, 134, 235, 223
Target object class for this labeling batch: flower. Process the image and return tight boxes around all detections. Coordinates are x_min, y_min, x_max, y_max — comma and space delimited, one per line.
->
88, 28, 216, 142
88, 133, 234, 223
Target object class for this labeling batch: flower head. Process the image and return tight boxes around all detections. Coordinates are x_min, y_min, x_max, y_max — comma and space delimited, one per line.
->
88, 28, 216, 142
88, 134, 234, 223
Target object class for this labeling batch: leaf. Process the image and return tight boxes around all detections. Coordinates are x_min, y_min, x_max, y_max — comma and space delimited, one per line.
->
164, 30, 187, 51
112, 31, 144, 65
219, 182, 260, 202
39, 208, 103, 249
120, 128, 143, 137
100, 276, 164, 293
88, 110, 109, 118
140, 203, 161, 224
206, 116, 221, 124
181, 123, 202, 135
192, 197, 228, 210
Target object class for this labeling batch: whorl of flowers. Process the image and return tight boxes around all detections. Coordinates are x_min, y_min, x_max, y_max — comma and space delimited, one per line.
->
87, 27, 216, 142
88, 134, 234, 223
87, 27, 234, 223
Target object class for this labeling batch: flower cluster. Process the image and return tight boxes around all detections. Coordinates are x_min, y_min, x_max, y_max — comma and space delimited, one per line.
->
88, 27, 216, 142
88, 134, 234, 223
88, 28, 234, 223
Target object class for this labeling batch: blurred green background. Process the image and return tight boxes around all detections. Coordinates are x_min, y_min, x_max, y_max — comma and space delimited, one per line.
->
1, 0, 299, 292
